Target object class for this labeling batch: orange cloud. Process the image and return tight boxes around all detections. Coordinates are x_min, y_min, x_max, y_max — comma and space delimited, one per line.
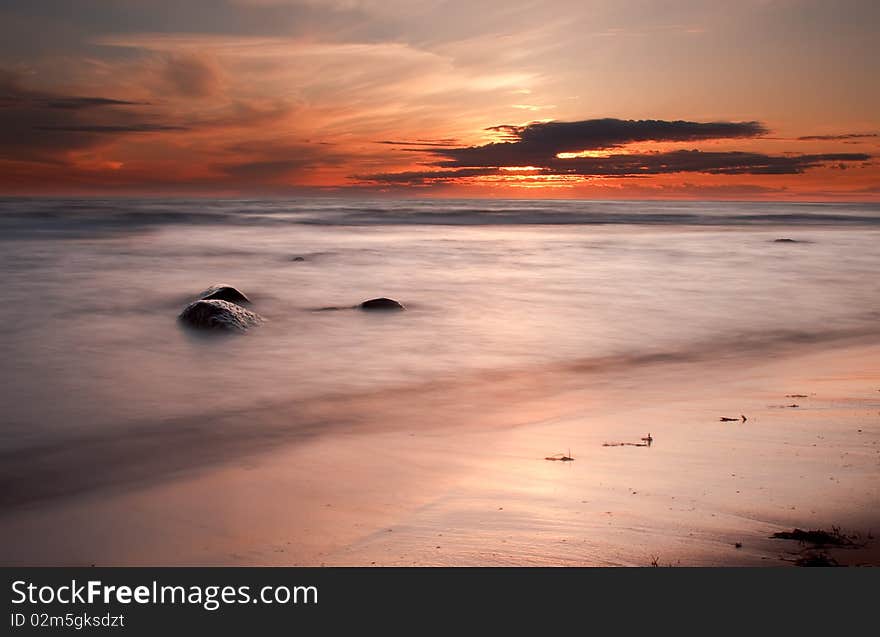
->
0, 0, 877, 199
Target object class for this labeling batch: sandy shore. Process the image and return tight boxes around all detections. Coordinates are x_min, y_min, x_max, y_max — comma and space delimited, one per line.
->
1, 338, 878, 566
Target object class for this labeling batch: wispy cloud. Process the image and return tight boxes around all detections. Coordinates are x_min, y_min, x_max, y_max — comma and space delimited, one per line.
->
34, 124, 187, 133
0, 70, 185, 163
797, 133, 878, 141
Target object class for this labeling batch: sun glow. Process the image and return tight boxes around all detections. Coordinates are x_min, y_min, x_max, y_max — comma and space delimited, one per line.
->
474, 173, 583, 187
499, 166, 543, 171
556, 150, 613, 159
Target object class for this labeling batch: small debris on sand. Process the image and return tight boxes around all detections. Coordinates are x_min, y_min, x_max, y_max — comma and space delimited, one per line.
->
786, 394, 808, 398
545, 450, 575, 462
771, 527, 856, 547
794, 551, 840, 567
603, 442, 649, 448
720, 415, 747, 422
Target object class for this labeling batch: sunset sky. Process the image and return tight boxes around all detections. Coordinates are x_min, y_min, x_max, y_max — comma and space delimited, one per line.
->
1, 0, 877, 199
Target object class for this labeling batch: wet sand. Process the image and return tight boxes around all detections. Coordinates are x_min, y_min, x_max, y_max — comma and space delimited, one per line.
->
1, 339, 878, 566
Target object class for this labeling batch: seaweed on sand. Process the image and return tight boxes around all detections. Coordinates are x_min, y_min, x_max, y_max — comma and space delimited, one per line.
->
771, 526, 870, 566
793, 551, 841, 567
771, 527, 856, 547
602, 442, 649, 447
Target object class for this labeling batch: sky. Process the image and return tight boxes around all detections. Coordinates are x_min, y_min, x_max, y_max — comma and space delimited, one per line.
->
0, 0, 878, 199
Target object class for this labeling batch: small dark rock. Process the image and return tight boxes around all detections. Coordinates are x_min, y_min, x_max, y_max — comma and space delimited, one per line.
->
359, 297, 405, 311
178, 299, 263, 332
199, 284, 250, 304
773, 238, 799, 243
291, 256, 305, 262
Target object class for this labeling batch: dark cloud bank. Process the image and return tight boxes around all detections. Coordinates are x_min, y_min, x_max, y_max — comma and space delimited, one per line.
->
361, 118, 871, 185
0, 70, 183, 163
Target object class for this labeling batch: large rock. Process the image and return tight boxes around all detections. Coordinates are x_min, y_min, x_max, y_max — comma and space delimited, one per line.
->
199, 284, 251, 304
178, 299, 263, 331
359, 297, 405, 311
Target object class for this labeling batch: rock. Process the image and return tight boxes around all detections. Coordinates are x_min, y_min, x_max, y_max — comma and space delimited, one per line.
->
773, 238, 798, 243
198, 284, 250, 304
359, 297, 405, 311
178, 299, 263, 332
291, 256, 305, 262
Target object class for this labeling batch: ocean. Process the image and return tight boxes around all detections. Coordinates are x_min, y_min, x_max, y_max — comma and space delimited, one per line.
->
1, 197, 879, 457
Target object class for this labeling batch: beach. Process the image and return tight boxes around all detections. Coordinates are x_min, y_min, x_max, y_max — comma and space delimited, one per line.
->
1, 335, 878, 566
0, 198, 878, 566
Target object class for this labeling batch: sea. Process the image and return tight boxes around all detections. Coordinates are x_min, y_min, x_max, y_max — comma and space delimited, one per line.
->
1, 197, 879, 458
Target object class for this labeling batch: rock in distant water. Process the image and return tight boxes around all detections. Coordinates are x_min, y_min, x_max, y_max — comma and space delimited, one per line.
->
178, 299, 263, 331
359, 297, 405, 311
773, 238, 798, 243
199, 284, 251, 304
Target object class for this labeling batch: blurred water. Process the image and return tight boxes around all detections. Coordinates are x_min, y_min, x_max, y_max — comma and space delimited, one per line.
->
1, 198, 879, 450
